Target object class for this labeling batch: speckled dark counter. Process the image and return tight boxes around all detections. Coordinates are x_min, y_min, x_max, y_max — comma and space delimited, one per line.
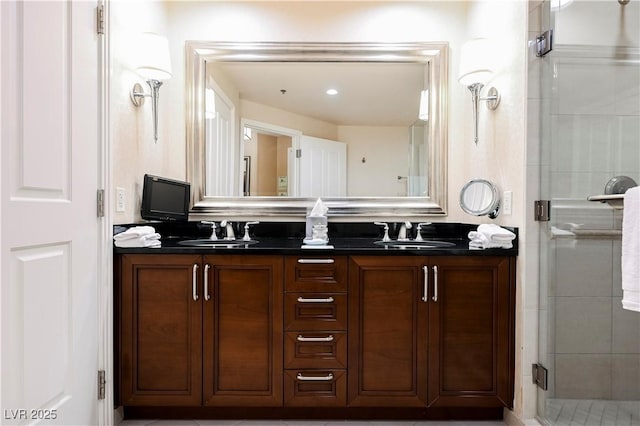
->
113, 221, 518, 256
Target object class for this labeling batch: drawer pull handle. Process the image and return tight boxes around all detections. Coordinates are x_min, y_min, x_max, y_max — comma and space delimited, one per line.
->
297, 296, 334, 303
192, 264, 199, 301
297, 259, 335, 264
432, 265, 439, 302
422, 265, 429, 302
296, 373, 334, 382
204, 264, 211, 301
297, 334, 334, 342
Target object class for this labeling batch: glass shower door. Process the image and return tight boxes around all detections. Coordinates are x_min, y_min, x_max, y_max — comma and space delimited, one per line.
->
537, 1, 640, 424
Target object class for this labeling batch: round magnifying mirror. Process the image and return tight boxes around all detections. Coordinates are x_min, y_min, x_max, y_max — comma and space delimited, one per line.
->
459, 179, 500, 219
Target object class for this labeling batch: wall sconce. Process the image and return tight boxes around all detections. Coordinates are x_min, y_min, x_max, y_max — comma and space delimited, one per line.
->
458, 38, 500, 145
418, 89, 429, 121
130, 33, 172, 143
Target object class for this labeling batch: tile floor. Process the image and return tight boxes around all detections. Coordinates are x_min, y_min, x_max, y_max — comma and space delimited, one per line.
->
119, 421, 506, 425
545, 399, 640, 426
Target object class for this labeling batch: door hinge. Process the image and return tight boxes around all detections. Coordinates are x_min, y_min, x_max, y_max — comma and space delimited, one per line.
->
534, 200, 550, 222
535, 29, 553, 57
97, 189, 105, 218
98, 370, 106, 400
296, 149, 302, 158
96, 4, 105, 35
532, 363, 548, 390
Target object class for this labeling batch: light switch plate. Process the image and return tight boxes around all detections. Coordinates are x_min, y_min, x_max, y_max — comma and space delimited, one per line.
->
503, 191, 512, 215
116, 187, 126, 212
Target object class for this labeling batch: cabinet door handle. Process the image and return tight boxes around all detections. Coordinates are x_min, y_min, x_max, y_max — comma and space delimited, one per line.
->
432, 265, 438, 302
296, 334, 334, 342
204, 264, 211, 301
192, 264, 199, 301
297, 296, 334, 303
422, 266, 429, 302
297, 258, 335, 264
296, 373, 334, 381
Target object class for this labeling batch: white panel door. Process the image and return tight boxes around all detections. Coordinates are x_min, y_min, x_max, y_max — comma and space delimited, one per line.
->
1, 1, 100, 425
298, 136, 347, 197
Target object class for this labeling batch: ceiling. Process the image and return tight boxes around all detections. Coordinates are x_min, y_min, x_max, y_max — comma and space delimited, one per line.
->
209, 61, 427, 127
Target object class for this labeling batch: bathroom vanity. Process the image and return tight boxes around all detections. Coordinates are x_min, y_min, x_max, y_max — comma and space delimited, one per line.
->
113, 222, 516, 420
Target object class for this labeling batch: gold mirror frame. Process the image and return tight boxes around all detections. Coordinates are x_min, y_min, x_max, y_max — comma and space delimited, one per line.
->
186, 41, 448, 218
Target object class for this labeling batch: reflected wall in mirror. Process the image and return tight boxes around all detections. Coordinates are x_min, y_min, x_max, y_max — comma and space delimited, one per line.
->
186, 42, 448, 217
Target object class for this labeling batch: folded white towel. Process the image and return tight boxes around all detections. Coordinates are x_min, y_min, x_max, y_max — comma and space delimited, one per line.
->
114, 232, 161, 248
622, 186, 640, 312
477, 224, 516, 242
468, 225, 514, 250
113, 226, 157, 241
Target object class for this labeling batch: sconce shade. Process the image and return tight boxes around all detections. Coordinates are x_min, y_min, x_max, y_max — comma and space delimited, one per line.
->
136, 33, 172, 81
418, 89, 429, 121
458, 38, 494, 86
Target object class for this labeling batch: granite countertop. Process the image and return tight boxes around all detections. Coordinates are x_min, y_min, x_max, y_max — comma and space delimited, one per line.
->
113, 221, 518, 257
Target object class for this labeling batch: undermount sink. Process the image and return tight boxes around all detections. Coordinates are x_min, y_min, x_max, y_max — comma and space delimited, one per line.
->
178, 239, 258, 247
374, 240, 456, 249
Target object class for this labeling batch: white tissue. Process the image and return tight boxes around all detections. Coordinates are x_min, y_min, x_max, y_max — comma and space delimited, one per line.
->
306, 198, 328, 240
309, 198, 328, 216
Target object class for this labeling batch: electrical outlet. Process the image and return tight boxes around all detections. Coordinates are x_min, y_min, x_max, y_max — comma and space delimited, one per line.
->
503, 190, 512, 215
116, 187, 126, 212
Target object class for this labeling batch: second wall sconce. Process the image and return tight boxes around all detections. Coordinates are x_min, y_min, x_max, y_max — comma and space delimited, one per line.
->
458, 38, 500, 145
130, 32, 173, 143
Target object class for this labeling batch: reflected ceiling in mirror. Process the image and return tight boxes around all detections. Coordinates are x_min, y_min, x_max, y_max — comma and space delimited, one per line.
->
186, 42, 449, 217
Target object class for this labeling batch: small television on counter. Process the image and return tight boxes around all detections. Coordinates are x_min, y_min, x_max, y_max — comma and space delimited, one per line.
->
141, 174, 190, 222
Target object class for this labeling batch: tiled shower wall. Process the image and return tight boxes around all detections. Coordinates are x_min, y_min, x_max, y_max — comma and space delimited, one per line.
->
540, 9, 640, 401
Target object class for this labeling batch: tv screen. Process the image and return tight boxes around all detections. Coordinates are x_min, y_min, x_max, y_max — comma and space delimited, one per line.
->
141, 174, 190, 222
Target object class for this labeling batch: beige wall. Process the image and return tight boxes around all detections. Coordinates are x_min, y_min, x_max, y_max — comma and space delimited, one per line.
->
110, 1, 530, 420
112, 0, 527, 226
339, 125, 409, 197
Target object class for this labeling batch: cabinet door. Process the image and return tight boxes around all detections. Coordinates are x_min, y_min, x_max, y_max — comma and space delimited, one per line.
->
120, 254, 203, 406
427, 256, 515, 408
348, 256, 428, 407
203, 255, 283, 406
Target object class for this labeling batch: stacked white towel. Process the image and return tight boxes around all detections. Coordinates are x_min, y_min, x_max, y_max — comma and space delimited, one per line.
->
114, 226, 161, 248
468, 224, 516, 249
621, 186, 640, 312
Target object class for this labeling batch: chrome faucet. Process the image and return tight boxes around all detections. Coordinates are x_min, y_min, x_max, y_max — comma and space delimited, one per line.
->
242, 221, 259, 241
201, 221, 218, 240
220, 220, 235, 240
374, 222, 391, 242
397, 221, 412, 241
414, 222, 432, 242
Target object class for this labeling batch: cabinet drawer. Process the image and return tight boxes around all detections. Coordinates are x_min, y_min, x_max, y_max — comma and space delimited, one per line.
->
285, 256, 348, 292
284, 369, 346, 407
284, 331, 347, 369
285, 293, 347, 330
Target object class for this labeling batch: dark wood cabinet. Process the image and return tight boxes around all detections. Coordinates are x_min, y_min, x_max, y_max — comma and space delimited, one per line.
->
202, 255, 283, 406
427, 256, 515, 409
118, 254, 283, 407
116, 251, 515, 417
348, 255, 515, 409
119, 254, 203, 406
348, 256, 428, 407
283, 256, 348, 407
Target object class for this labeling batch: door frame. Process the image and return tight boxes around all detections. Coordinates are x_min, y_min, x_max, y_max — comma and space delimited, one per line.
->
98, 0, 113, 424
240, 119, 302, 196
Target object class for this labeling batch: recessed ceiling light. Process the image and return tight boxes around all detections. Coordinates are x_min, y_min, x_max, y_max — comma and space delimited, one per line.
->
326, 89, 338, 96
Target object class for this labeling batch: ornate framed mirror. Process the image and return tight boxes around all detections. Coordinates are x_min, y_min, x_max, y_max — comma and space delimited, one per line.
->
186, 42, 448, 217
